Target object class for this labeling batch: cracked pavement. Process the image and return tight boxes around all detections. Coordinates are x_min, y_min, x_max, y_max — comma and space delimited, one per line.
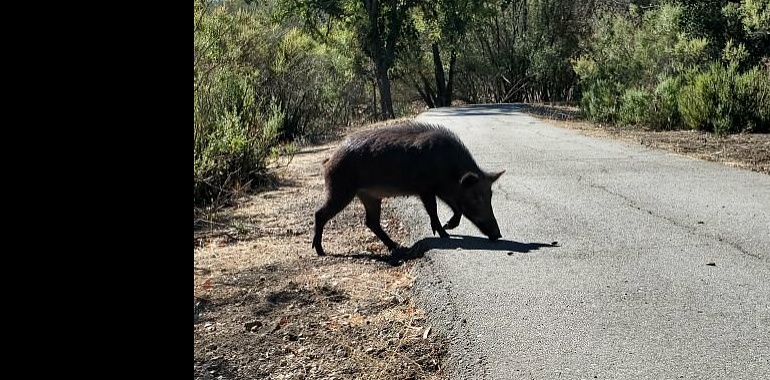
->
394, 104, 770, 379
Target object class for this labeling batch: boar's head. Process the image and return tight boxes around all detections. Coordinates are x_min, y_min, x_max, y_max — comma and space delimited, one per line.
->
458, 170, 505, 240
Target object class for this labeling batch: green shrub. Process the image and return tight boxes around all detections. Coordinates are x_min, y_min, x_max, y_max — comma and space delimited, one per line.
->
193, 0, 366, 208
678, 63, 769, 133
574, 4, 709, 126
619, 88, 652, 127
617, 78, 682, 130
678, 73, 712, 131
735, 67, 770, 132
194, 69, 284, 206
579, 79, 623, 123
649, 77, 683, 130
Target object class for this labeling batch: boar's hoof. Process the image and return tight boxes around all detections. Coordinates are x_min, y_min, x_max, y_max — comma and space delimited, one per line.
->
443, 222, 459, 230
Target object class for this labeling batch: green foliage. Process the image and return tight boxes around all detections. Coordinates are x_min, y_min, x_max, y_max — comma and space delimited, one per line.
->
616, 77, 683, 129
578, 79, 623, 123
721, 39, 750, 66
675, 0, 728, 58
675, 0, 768, 67
736, 0, 769, 33
678, 63, 770, 133
735, 66, 770, 132
618, 88, 653, 126
574, 3, 709, 127
194, 0, 366, 207
194, 40, 285, 205
650, 77, 684, 129
678, 66, 719, 132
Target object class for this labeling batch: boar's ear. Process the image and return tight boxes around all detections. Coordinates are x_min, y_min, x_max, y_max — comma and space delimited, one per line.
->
488, 170, 505, 183
460, 172, 480, 188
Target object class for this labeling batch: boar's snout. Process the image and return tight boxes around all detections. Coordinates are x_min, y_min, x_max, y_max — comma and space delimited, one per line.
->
469, 215, 502, 241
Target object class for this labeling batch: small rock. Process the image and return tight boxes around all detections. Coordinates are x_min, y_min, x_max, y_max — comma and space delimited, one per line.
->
245, 320, 262, 332
707, 262, 716, 266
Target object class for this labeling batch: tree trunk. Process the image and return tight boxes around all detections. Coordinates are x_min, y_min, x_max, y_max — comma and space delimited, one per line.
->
376, 59, 395, 119
364, 0, 396, 120
431, 43, 448, 107
414, 74, 436, 108
430, 44, 457, 108
445, 48, 457, 107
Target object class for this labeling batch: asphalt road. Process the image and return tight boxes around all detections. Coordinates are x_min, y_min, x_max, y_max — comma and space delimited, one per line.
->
395, 104, 770, 379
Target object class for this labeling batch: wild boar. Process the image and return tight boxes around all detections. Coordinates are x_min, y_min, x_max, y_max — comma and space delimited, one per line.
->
312, 121, 504, 255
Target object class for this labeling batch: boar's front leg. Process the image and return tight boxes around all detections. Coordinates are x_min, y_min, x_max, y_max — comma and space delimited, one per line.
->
420, 194, 450, 238
439, 196, 462, 230
358, 193, 400, 251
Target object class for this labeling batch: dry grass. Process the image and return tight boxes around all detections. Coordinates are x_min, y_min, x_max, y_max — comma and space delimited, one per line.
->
194, 119, 447, 380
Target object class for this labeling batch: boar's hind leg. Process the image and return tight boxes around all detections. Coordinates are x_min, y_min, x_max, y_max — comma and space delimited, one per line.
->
313, 190, 355, 256
420, 194, 450, 238
358, 194, 400, 251
439, 197, 462, 230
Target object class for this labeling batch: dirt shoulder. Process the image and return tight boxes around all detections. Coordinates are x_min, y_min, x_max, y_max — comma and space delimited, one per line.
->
520, 103, 769, 175
194, 120, 446, 380
194, 107, 767, 380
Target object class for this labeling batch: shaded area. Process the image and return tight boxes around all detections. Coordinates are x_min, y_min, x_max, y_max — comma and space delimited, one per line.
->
430, 103, 581, 120
411, 235, 556, 253
432, 103, 524, 116
197, 261, 355, 320
341, 235, 557, 266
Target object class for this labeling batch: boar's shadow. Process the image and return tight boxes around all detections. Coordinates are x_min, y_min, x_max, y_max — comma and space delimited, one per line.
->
410, 235, 555, 253
340, 235, 556, 266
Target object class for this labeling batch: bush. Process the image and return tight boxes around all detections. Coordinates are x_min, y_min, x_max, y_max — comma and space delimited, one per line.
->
735, 67, 770, 132
193, 0, 367, 208
649, 77, 683, 130
617, 78, 682, 130
194, 70, 284, 207
579, 79, 623, 123
619, 88, 652, 127
679, 63, 770, 133
574, 4, 709, 126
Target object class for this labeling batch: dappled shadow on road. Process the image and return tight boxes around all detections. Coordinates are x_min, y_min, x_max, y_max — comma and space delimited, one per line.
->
429, 104, 525, 117
341, 235, 557, 266
426, 103, 582, 120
